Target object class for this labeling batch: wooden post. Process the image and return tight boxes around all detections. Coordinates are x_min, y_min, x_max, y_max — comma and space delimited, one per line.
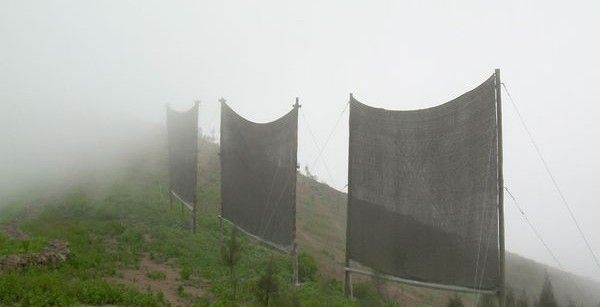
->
219, 216, 224, 245
192, 100, 200, 234
166, 103, 173, 210
495, 69, 506, 307
344, 93, 353, 298
292, 242, 299, 285
192, 176, 197, 234
219, 97, 227, 245
292, 97, 300, 285
192, 206, 197, 233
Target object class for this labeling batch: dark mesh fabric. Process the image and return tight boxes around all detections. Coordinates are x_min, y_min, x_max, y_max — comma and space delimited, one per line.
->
347, 76, 499, 290
220, 103, 298, 251
166, 103, 199, 206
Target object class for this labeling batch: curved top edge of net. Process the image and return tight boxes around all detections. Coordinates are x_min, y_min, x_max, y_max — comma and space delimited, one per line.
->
166, 102, 199, 114
350, 74, 495, 114
221, 101, 298, 126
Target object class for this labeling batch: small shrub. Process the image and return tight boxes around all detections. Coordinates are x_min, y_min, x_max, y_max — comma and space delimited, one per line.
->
221, 226, 242, 299
298, 252, 318, 282
176, 285, 187, 298
180, 267, 192, 280
538, 276, 558, 307
255, 256, 279, 307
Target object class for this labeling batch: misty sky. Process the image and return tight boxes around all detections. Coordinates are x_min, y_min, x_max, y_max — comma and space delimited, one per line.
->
2, 1, 600, 281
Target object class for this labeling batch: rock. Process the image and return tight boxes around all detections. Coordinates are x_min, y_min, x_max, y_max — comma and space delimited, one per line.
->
0, 239, 70, 272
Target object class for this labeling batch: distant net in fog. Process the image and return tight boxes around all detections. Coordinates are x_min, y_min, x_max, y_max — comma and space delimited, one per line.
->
347, 75, 500, 291
166, 102, 199, 210
220, 102, 299, 252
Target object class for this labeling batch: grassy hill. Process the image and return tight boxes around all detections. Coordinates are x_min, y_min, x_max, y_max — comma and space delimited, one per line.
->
292, 139, 600, 306
201, 137, 600, 306
0, 135, 355, 307
1, 134, 600, 306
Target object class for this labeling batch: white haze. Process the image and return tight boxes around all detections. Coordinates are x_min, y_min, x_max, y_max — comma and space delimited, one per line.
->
1, 0, 600, 282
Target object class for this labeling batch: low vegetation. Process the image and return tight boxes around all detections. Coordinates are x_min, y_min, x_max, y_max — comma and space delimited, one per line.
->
1, 136, 600, 306
0, 140, 356, 306
0, 233, 47, 256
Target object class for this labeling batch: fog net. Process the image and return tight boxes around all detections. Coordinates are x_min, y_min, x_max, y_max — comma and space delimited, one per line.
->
347, 75, 499, 291
220, 102, 298, 252
166, 102, 199, 207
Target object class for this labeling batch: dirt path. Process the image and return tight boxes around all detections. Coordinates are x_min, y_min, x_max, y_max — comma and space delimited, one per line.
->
107, 253, 208, 307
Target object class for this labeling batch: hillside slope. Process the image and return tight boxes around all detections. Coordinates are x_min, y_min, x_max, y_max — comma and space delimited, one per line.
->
196, 136, 600, 306
0, 135, 355, 306
2, 134, 599, 306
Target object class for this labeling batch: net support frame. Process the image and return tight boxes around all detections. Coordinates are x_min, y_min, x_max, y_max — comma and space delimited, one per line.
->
344, 93, 354, 298
166, 101, 199, 233
170, 190, 194, 213
219, 215, 292, 253
495, 69, 506, 307
169, 182, 197, 234
345, 267, 497, 295
218, 97, 301, 286
291, 97, 300, 286
343, 71, 505, 299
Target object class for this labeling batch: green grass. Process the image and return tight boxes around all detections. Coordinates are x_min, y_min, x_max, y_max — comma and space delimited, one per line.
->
0, 272, 165, 306
0, 233, 47, 256
8, 136, 593, 306
0, 138, 359, 306
0, 189, 168, 306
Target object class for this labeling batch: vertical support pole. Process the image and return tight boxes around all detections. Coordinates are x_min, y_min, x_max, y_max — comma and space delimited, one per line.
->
219, 97, 227, 245
495, 69, 506, 307
192, 179, 197, 234
292, 97, 300, 286
192, 204, 197, 233
219, 216, 224, 245
192, 100, 200, 234
344, 93, 354, 298
292, 242, 299, 285
166, 104, 173, 210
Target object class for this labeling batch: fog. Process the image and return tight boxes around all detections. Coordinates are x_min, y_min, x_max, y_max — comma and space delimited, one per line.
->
1, 0, 600, 282
0, 100, 158, 198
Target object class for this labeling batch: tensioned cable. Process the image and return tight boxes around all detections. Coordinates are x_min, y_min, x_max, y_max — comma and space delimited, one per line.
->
504, 187, 563, 267
504, 186, 586, 300
309, 101, 349, 171
502, 83, 600, 273
300, 111, 338, 187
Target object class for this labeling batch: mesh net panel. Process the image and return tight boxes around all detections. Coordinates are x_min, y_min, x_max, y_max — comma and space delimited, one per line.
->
220, 103, 298, 251
166, 103, 199, 206
347, 75, 499, 290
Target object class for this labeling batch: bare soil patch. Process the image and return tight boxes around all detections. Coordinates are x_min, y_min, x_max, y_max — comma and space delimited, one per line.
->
107, 253, 208, 307
1, 222, 30, 240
